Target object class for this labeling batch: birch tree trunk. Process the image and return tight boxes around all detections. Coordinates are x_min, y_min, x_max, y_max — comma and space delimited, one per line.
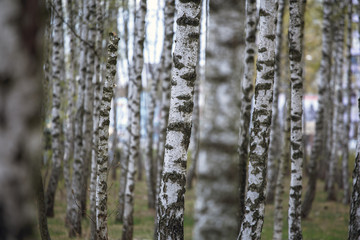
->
116, 0, 130, 223
122, 0, 147, 239
64, 0, 77, 227
348, 99, 360, 239
45, 0, 65, 217
153, 0, 176, 236
273, 82, 290, 240
68, 1, 88, 236
80, 0, 97, 217
301, 0, 333, 218
90, 2, 105, 237
342, 0, 352, 205
95, 32, 119, 240
238, 0, 257, 224
266, 0, 286, 204
0, 0, 43, 238
238, 0, 277, 238
156, 1, 201, 239
193, 0, 242, 239
144, 69, 160, 209
155, 0, 175, 206
327, 2, 345, 201
288, 0, 305, 239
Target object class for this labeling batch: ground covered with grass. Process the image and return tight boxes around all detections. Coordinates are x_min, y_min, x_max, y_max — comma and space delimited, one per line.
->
46, 173, 349, 240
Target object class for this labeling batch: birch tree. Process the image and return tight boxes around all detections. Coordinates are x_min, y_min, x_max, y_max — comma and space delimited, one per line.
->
95, 32, 119, 240
193, 0, 242, 239
342, 0, 352, 205
122, 0, 147, 239
238, 0, 257, 222
68, 1, 88, 235
45, 0, 65, 217
238, 0, 277, 238
302, 0, 333, 218
0, 0, 43, 238
153, 0, 176, 236
156, 0, 201, 239
266, 0, 286, 204
288, 0, 305, 239
63, 0, 77, 227
154, 0, 175, 205
273, 82, 290, 240
144, 68, 160, 209
90, 1, 105, 237
348, 99, 360, 239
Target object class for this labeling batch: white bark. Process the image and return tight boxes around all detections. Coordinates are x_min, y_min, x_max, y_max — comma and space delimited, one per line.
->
288, 0, 305, 239
90, 2, 105, 237
64, 0, 77, 227
273, 85, 290, 240
157, 1, 201, 239
238, 0, 277, 239
193, 0, 242, 239
122, 0, 147, 239
238, 0, 257, 224
45, 0, 65, 217
348, 98, 360, 239
266, 0, 285, 204
95, 33, 119, 240
68, 1, 88, 236
342, 0, 352, 205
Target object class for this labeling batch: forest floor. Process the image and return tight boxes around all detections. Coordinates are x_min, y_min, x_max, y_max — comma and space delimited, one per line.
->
46, 170, 350, 240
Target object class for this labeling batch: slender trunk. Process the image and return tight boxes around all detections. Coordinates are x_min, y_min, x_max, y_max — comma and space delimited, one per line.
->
342, 0, 352, 205
156, 1, 201, 239
80, 0, 97, 217
301, 0, 333, 219
327, 2, 345, 201
266, 0, 285, 204
238, 0, 277, 238
273, 81, 290, 240
68, 1, 88, 236
95, 33, 119, 240
115, 0, 130, 223
64, 0, 77, 228
144, 69, 159, 209
0, 0, 43, 238
238, 0, 258, 226
45, 0, 65, 218
194, 0, 242, 239
90, 1, 105, 238
288, 0, 305, 239
122, 0, 147, 239
348, 98, 360, 239
153, 0, 176, 236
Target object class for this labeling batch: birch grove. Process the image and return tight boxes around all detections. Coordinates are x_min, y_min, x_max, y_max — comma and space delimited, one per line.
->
6, 0, 360, 239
